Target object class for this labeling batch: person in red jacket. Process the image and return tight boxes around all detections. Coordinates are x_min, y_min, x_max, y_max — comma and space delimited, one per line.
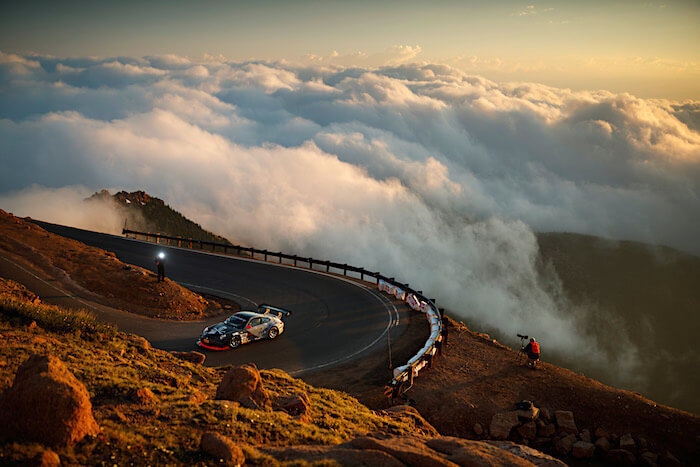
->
523, 337, 540, 369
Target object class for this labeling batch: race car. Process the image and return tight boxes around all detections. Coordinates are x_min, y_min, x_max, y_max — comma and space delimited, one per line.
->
197, 304, 292, 350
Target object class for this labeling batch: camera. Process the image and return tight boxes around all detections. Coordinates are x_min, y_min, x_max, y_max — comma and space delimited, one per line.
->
517, 333, 528, 340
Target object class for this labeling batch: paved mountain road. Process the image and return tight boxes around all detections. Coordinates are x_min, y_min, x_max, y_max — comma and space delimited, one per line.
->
1, 221, 406, 374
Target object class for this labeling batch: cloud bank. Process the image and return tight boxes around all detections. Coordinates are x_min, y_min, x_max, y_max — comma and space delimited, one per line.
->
1, 51, 699, 398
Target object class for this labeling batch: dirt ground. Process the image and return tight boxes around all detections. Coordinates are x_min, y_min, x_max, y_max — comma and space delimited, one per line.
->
0, 210, 232, 320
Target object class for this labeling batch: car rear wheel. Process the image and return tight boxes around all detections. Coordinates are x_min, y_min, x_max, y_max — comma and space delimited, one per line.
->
267, 327, 279, 339
229, 336, 241, 348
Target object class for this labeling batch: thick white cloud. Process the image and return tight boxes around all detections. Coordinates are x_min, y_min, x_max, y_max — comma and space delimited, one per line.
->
1, 52, 698, 397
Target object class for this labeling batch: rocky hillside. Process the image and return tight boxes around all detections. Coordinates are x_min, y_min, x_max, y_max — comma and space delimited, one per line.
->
88, 190, 232, 245
0, 209, 224, 319
0, 280, 566, 466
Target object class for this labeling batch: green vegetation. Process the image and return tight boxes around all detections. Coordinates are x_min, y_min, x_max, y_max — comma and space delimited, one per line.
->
0, 282, 420, 465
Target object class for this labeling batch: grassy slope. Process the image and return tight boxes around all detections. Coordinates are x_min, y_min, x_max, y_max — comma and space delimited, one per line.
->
537, 232, 700, 414
0, 281, 425, 466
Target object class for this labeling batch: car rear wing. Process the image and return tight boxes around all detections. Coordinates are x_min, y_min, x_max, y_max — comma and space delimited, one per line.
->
257, 304, 292, 319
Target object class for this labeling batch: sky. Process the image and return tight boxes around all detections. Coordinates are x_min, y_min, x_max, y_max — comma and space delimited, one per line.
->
0, 1, 699, 407
1, 0, 699, 99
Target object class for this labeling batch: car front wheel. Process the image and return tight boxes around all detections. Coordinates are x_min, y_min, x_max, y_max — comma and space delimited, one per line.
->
229, 336, 241, 348
267, 327, 279, 339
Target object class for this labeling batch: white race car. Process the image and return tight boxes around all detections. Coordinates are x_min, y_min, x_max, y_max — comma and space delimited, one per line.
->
197, 304, 292, 350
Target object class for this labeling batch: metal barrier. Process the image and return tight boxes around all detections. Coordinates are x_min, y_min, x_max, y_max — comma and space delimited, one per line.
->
122, 229, 443, 393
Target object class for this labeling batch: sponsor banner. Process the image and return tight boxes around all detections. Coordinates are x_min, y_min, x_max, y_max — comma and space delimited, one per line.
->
394, 287, 405, 300
393, 364, 409, 379
406, 294, 421, 310
420, 302, 431, 314
378, 280, 389, 293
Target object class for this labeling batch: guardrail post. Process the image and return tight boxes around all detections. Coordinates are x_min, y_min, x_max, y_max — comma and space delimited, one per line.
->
326, 262, 330, 272
309, 259, 313, 269
343, 264, 348, 276
293, 255, 297, 267
263, 250, 268, 261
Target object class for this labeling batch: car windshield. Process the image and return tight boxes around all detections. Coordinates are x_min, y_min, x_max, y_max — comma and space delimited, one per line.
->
224, 315, 247, 328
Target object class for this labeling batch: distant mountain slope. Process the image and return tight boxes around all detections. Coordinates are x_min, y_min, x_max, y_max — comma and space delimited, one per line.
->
537, 232, 700, 414
88, 190, 232, 245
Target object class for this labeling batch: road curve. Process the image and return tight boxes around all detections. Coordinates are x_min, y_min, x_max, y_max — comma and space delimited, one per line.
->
3, 221, 407, 374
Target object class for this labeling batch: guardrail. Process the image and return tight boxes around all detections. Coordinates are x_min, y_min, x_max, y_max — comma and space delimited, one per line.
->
122, 229, 443, 396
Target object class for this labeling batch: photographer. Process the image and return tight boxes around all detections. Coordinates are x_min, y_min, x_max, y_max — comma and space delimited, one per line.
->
523, 337, 540, 369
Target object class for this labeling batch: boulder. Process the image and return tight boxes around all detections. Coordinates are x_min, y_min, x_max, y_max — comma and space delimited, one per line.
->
215, 363, 269, 409
517, 421, 537, 440
238, 396, 260, 410
595, 427, 610, 439
619, 433, 636, 452
486, 441, 566, 466
572, 441, 595, 458
0, 354, 99, 446
554, 433, 577, 455
539, 407, 551, 421
538, 423, 555, 437
607, 448, 636, 466
473, 423, 484, 436
348, 436, 457, 466
276, 392, 310, 416
264, 444, 403, 467
200, 431, 245, 466
489, 411, 520, 439
595, 437, 611, 453
170, 351, 206, 365
516, 406, 540, 421
554, 410, 577, 434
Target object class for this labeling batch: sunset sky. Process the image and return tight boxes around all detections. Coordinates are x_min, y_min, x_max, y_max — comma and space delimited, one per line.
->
1, 0, 698, 99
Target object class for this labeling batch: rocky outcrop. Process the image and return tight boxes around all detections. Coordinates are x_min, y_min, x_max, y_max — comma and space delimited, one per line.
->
382, 405, 439, 437
0, 354, 99, 446
215, 363, 269, 409
200, 431, 245, 466
132, 387, 159, 405
572, 441, 595, 458
485, 441, 567, 466
277, 435, 564, 467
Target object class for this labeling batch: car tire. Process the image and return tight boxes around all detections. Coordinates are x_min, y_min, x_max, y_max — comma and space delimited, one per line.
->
229, 336, 241, 348
267, 327, 279, 339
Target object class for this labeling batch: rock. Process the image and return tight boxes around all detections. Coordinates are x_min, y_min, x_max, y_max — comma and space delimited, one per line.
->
277, 392, 310, 416
30, 449, 61, 467
132, 387, 159, 405
531, 437, 552, 449
473, 423, 483, 436
0, 354, 99, 446
595, 427, 610, 439
489, 411, 520, 439
349, 436, 457, 466
128, 335, 151, 350
200, 431, 245, 466
516, 406, 540, 421
539, 407, 551, 421
170, 351, 206, 365
607, 448, 636, 466
215, 363, 269, 409
595, 437, 611, 453
554, 410, 577, 434
554, 433, 577, 455
538, 423, 555, 437
660, 451, 681, 467
637, 437, 648, 450
640, 451, 659, 466
580, 429, 591, 443
572, 441, 595, 458
486, 441, 566, 466
238, 395, 260, 410
619, 433, 636, 452
517, 421, 537, 440
264, 444, 403, 467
